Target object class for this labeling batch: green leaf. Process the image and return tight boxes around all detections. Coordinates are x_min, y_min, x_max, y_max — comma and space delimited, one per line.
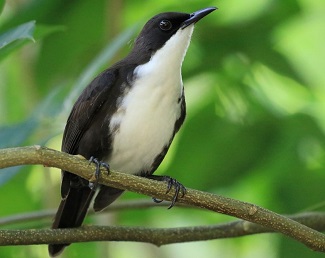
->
0, 20, 35, 47
33, 24, 65, 41
0, 21, 36, 60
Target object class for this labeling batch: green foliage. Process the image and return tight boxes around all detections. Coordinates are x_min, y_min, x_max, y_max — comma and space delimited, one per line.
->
0, 21, 35, 61
0, 0, 325, 257
0, 0, 4, 15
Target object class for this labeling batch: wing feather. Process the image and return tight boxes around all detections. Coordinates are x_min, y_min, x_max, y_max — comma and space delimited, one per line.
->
62, 69, 118, 155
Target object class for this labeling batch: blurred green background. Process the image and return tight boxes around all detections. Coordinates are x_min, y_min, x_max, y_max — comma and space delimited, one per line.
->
1, 0, 325, 257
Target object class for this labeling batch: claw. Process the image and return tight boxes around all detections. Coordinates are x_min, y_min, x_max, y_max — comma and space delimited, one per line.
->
152, 197, 163, 203
147, 175, 186, 209
166, 178, 186, 209
88, 157, 110, 190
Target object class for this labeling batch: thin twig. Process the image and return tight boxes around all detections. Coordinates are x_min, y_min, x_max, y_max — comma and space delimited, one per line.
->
0, 200, 177, 226
0, 212, 325, 246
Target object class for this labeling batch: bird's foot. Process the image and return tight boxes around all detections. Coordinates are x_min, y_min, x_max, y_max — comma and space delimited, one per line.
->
88, 157, 110, 190
147, 175, 186, 209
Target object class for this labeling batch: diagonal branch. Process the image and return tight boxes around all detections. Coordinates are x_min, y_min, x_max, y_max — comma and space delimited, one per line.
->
0, 146, 325, 252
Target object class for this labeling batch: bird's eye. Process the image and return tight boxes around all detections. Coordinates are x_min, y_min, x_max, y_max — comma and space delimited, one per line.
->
159, 20, 172, 31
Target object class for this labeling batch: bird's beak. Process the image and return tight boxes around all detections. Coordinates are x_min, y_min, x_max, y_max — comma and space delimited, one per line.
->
181, 7, 217, 29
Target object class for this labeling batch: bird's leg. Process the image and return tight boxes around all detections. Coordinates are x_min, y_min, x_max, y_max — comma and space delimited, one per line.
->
88, 157, 110, 190
146, 175, 187, 209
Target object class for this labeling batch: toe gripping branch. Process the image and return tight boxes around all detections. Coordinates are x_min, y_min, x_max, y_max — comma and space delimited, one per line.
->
88, 157, 110, 190
147, 175, 187, 209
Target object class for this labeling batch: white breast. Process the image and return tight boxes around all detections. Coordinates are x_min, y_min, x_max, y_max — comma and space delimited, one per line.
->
108, 25, 194, 174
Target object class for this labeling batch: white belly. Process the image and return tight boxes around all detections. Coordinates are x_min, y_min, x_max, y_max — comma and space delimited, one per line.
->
108, 69, 183, 174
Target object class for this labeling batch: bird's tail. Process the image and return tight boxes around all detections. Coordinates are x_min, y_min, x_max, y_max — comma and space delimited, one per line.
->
48, 185, 95, 257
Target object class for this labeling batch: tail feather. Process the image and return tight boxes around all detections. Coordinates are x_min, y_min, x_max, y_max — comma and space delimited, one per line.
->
48, 185, 95, 257
94, 185, 124, 212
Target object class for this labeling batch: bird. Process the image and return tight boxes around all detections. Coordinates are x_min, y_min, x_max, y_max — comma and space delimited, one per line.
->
49, 7, 216, 256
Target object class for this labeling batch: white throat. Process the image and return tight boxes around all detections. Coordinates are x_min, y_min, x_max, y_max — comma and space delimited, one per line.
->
136, 24, 194, 78
108, 25, 195, 174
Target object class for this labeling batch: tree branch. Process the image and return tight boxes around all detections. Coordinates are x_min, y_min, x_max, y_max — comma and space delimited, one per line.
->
0, 212, 325, 246
0, 146, 325, 251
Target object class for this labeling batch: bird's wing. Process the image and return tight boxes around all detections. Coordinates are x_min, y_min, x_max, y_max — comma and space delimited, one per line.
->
62, 69, 118, 155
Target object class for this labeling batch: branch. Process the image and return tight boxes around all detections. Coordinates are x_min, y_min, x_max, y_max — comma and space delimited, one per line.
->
0, 146, 325, 252
0, 212, 325, 246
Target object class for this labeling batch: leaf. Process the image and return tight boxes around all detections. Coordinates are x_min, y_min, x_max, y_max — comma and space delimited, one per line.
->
0, 21, 35, 48
33, 24, 66, 41
0, 21, 35, 60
